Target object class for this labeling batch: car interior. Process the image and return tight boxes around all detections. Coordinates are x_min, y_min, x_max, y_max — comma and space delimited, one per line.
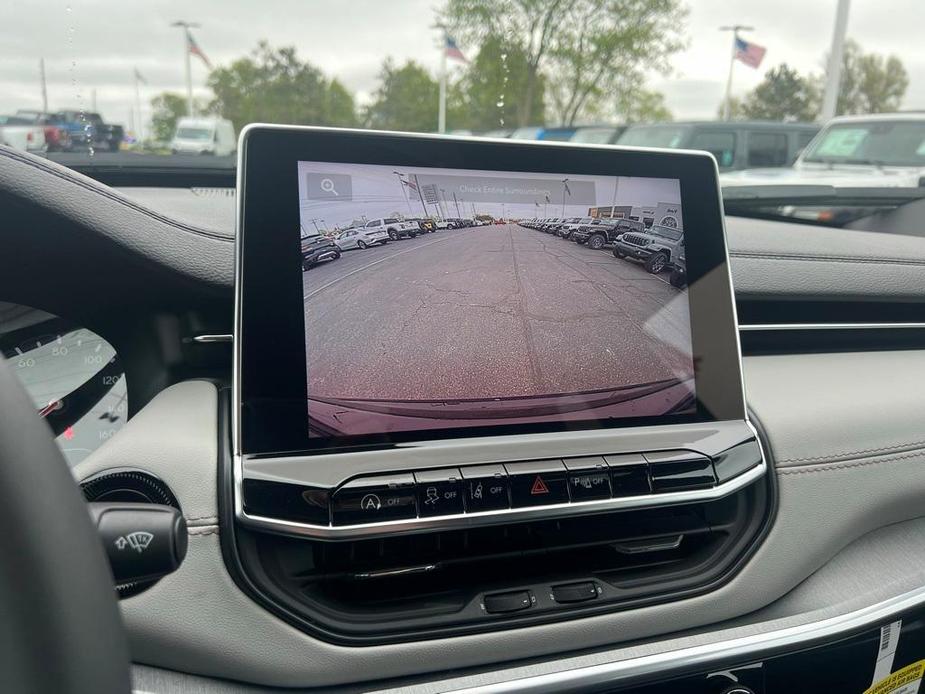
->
4, 115, 925, 694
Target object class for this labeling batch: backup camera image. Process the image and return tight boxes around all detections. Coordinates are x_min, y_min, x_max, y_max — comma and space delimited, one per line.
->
298, 160, 694, 438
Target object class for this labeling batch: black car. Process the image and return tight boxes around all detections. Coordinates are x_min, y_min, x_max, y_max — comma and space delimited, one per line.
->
573, 218, 646, 249
300, 232, 341, 270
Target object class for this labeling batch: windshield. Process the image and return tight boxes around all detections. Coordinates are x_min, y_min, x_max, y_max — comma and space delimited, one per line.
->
2, 0, 921, 230
618, 126, 690, 149
801, 122, 925, 167
175, 127, 213, 140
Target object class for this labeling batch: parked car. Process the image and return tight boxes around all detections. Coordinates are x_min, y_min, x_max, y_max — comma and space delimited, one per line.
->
612, 224, 685, 274
434, 219, 453, 230
538, 126, 577, 141
301, 231, 341, 269
616, 121, 820, 171
720, 113, 925, 188
170, 117, 236, 156
47, 110, 124, 152
0, 115, 46, 153
557, 217, 593, 239
365, 217, 419, 240
568, 125, 627, 144
332, 227, 389, 250
474, 215, 494, 225
669, 249, 687, 288
14, 110, 71, 152
573, 218, 646, 249
413, 218, 436, 233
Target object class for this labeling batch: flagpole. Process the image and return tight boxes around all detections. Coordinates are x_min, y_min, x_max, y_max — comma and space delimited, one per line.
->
133, 69, 143, 141
171, 21, 200, 116
719, 25, 753, 121
438, 30, 447, 133
39, 58, 48, 113
820, 0, 851, 121
393, 171, 414, 215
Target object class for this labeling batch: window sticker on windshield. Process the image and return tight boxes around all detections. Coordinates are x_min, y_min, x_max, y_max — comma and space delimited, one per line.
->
816, 128, 868, 156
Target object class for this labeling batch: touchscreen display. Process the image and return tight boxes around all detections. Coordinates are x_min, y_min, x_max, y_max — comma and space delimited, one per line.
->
298, 160, 694, 439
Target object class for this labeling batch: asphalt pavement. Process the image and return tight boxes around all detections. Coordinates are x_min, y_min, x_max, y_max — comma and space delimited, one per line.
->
302, 224, 692, 401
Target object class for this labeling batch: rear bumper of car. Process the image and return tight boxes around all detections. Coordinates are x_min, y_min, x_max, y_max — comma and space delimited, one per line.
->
303, 247, 339, 264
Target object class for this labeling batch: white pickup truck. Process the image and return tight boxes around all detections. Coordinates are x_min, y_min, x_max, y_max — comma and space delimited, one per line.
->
0, 115, 46, 153
364, 217, 419, 240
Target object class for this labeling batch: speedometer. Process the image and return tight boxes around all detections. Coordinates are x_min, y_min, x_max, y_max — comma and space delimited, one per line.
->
1, 303, 128, 466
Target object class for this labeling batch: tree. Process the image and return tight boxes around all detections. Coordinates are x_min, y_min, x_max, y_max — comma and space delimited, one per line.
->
616, 88, 672, 124
150, 92, 188, 142
364, 60, 439, 132
442, 0, 686, 127
740, 64, 819, 122
456, 35, 546, 130
207, 42, 357, 132
835, 40, 908, 115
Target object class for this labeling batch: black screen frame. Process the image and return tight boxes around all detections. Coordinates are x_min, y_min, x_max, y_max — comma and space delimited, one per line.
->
236, 125, 745, 456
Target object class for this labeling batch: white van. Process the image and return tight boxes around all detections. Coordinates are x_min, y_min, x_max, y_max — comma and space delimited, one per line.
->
170, 117, 236, 156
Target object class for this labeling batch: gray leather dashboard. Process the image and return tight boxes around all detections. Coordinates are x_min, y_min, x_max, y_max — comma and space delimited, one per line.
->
73, 349, 925, 688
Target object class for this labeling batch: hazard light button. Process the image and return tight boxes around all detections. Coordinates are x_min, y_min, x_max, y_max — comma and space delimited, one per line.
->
505, 460, 569, 507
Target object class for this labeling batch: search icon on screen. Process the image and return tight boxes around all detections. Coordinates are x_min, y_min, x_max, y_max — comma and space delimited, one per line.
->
306, 173, 352, 200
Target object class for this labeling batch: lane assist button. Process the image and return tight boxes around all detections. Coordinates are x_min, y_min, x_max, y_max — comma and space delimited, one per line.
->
506, 460, 569, 507
414, 468, 464, 517
331, 474, 417, 525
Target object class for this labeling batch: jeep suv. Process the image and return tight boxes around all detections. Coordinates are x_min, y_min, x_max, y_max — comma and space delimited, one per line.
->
612, 223, 684, 274
366, 217, 419, 240
557, 217, 591, 239
573, 218, 646, 249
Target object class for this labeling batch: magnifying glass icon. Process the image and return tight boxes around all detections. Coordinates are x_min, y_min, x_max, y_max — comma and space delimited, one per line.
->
320, 178, 339, 196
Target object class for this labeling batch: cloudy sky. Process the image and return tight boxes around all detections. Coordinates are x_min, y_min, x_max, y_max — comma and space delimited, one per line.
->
2, 0, 922, 131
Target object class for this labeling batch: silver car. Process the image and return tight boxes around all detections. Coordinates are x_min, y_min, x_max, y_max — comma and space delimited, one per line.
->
332, 227, 389, 250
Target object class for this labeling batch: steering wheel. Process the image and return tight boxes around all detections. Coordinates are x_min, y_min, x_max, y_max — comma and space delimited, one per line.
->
0, 359, 131, 693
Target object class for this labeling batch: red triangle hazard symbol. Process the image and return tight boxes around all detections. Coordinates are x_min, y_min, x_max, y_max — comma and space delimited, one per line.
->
530, 476, 549, 495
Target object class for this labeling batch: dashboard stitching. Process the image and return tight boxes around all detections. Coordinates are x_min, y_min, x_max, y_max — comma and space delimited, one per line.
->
731, 252, 925, 267
779, 439, 925, 464
778, 450, 925, 475
0, 146, 233, 243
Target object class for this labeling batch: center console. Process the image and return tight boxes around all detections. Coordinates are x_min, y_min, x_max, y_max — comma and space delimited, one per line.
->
228, 126, 771, 644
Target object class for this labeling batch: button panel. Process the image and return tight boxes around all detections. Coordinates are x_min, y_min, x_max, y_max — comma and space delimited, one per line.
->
243, 448, 748, 529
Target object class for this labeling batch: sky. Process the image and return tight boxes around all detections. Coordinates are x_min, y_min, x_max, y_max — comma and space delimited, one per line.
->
2, 1, 923, 133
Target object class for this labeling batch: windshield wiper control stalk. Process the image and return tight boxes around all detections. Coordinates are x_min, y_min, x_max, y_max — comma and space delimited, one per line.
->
87, 502, 188, 586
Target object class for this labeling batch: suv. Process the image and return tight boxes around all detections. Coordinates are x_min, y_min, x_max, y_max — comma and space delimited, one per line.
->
573, 218, 646, 249
365, 217, 419, 240
301, 231, 341, 270
616, 121, 819, 171
557, 217, 593, 239
612, 224, 685, 274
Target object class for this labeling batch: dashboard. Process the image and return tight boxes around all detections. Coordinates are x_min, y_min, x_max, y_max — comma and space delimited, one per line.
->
4, 138, 925, 693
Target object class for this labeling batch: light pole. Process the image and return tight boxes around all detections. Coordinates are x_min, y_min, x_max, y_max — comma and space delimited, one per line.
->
170, 20, 200, 116
719, 25, 753, 121
392, 171, 414, 215
560, 178, 570, 216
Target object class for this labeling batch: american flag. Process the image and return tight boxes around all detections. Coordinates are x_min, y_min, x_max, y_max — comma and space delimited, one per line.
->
400, 176, 418, 191
445, 36, 468, 63
735, 37, 766, 69
187, 29, 212, 69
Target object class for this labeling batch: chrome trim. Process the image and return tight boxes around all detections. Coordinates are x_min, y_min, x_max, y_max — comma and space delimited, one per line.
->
740, 322, 925, 332
235, 458, 765, 541
445, 582, 925, 693
352, 564, 437, 580
191, 333, 233, 343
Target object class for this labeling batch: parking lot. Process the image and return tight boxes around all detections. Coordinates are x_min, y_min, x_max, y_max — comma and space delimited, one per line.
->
303, 223, 692, 401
